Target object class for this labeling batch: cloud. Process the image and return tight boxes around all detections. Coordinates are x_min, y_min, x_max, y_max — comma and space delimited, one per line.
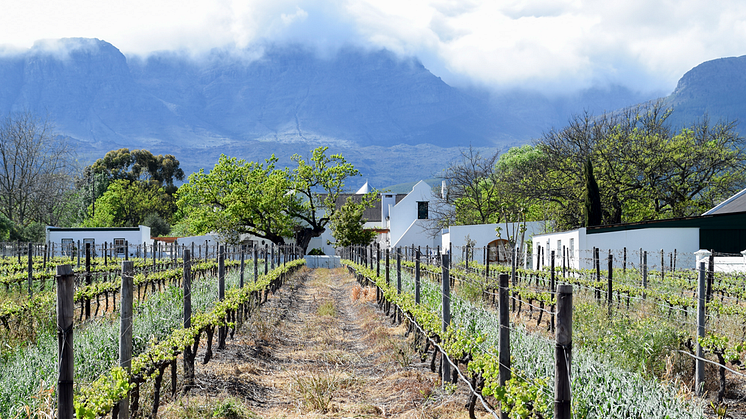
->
2, 0, 746, 94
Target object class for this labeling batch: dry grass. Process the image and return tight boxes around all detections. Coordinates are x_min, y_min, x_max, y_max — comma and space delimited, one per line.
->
161, 267, 482, 419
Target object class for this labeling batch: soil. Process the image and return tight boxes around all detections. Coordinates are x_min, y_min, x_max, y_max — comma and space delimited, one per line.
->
162, 267, 490, 418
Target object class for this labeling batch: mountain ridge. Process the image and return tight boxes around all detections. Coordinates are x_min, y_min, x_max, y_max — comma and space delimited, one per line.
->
2, 38, 737, 188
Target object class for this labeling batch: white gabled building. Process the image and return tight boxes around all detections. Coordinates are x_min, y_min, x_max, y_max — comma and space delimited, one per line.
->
383, 180, 440, 250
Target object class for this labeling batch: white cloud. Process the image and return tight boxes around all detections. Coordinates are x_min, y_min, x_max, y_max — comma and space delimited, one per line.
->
2, 0, 746, 93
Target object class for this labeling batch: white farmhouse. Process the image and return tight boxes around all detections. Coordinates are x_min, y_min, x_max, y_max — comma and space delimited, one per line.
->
45, 225, 152, 257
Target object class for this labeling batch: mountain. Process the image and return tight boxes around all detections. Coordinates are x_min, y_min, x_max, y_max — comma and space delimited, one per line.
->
665, 55, 746, 129
0, 38, 661, 188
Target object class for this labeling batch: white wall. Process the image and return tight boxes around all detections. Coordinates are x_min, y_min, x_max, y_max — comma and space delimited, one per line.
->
447, 221, 546, 265
533, 229, 584, 270
532, 227, 700, 270
46, 226, 151, 257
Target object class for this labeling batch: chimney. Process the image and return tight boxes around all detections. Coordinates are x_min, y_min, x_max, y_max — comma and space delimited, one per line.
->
441, 180, 448, 200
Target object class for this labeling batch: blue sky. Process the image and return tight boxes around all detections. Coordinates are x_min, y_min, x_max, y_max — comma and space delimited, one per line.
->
2, 0, 745, 95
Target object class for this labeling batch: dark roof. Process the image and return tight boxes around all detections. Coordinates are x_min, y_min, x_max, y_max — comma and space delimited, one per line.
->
704, 188, 746, 215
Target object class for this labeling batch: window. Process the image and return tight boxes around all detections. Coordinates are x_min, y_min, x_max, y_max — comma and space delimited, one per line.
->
569, 238, 575, 261
417, 201, 428, 219
114, 238, 126, 256
61, 238, 74, 256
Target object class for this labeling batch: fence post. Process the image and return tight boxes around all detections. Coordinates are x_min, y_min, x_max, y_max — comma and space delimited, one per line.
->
264, 244, 269, 275
240, 245, 245, 288
57, 264, 75, 419
554, 284, 573, 419
642, 251, 648, 295
118, 260, 134, 419
396, 248, 402, 294
415, 249, 421, 304
385, 248, 390, 285
498, 273, 511, 419
218, 245, 226, 350
623, 247, 627, 273
608, 252, 613, 317
85, 243, 92, 318
696, 261, 706, 396
376, 243, 381, 278
550, 251, 555, 294
254, 246, 259, 282
661, 249, 665, 280
706, 252, 714, 303
441, 253, 451, 386
607, 252, 613, 305
183, 250, 194, 391
27, 243, 33, 296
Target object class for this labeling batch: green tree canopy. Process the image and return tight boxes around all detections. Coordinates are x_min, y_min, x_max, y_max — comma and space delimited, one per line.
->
288, 147, 359, 251
176, 147, 360, 250
176, 155, 295, 244
83, 179, 173, 228
87, 148, 184, 194
518, 100, 746, 229
328, 193, 379, 248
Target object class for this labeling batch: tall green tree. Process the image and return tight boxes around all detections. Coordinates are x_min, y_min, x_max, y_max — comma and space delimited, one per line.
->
583, 158, 602, 226
87, 148, 184, 194
176, 155, 295, 244
328, 193, 379, 248
288, 147, 359, 252
519, 100, 746, 229
83, 179, 172, 228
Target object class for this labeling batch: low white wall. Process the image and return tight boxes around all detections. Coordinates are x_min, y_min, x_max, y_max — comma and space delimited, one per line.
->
448, 221, 546, 265
305, 255, 342, 269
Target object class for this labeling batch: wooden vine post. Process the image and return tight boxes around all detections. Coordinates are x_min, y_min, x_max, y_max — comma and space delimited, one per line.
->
85, 243, 92, 318
119, 260, 134, 419
554, 284, 573, 419
57, 264, 75, 419
254, 246, 259, 283
264, 244, 269, 275
642, 251, 648, 296
396, 248, 402, 294
415, 249, 421, 304
607, 253, 613, 318
498, 273, 511, 419
27, 243, 32, 296
183, 249, 195, 391
376, 243, 380, 278
696, 260, 707, 396
441, 253, 451, 385
218, 245, 226, 350
385, 248, 390, 285
239, 245, 245, 288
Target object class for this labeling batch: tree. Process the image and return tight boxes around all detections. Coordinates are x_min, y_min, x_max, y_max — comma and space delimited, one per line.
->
83, 180, 172, 228
328, 193, 379, 248
176, 155, 296, 244
583, 158, 602, 226
522, 100, 746, 229
288, 147, 359, 252
441, 146, 502, 225
143, 213, 171, 237
0, 111, 76, 229
87, 148, 184, 194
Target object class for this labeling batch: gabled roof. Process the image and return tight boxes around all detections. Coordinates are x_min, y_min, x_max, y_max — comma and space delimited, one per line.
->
703, 187, 746, 215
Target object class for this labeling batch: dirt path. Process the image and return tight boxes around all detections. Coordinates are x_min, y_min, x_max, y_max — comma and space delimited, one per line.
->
162, 267, 482, 419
